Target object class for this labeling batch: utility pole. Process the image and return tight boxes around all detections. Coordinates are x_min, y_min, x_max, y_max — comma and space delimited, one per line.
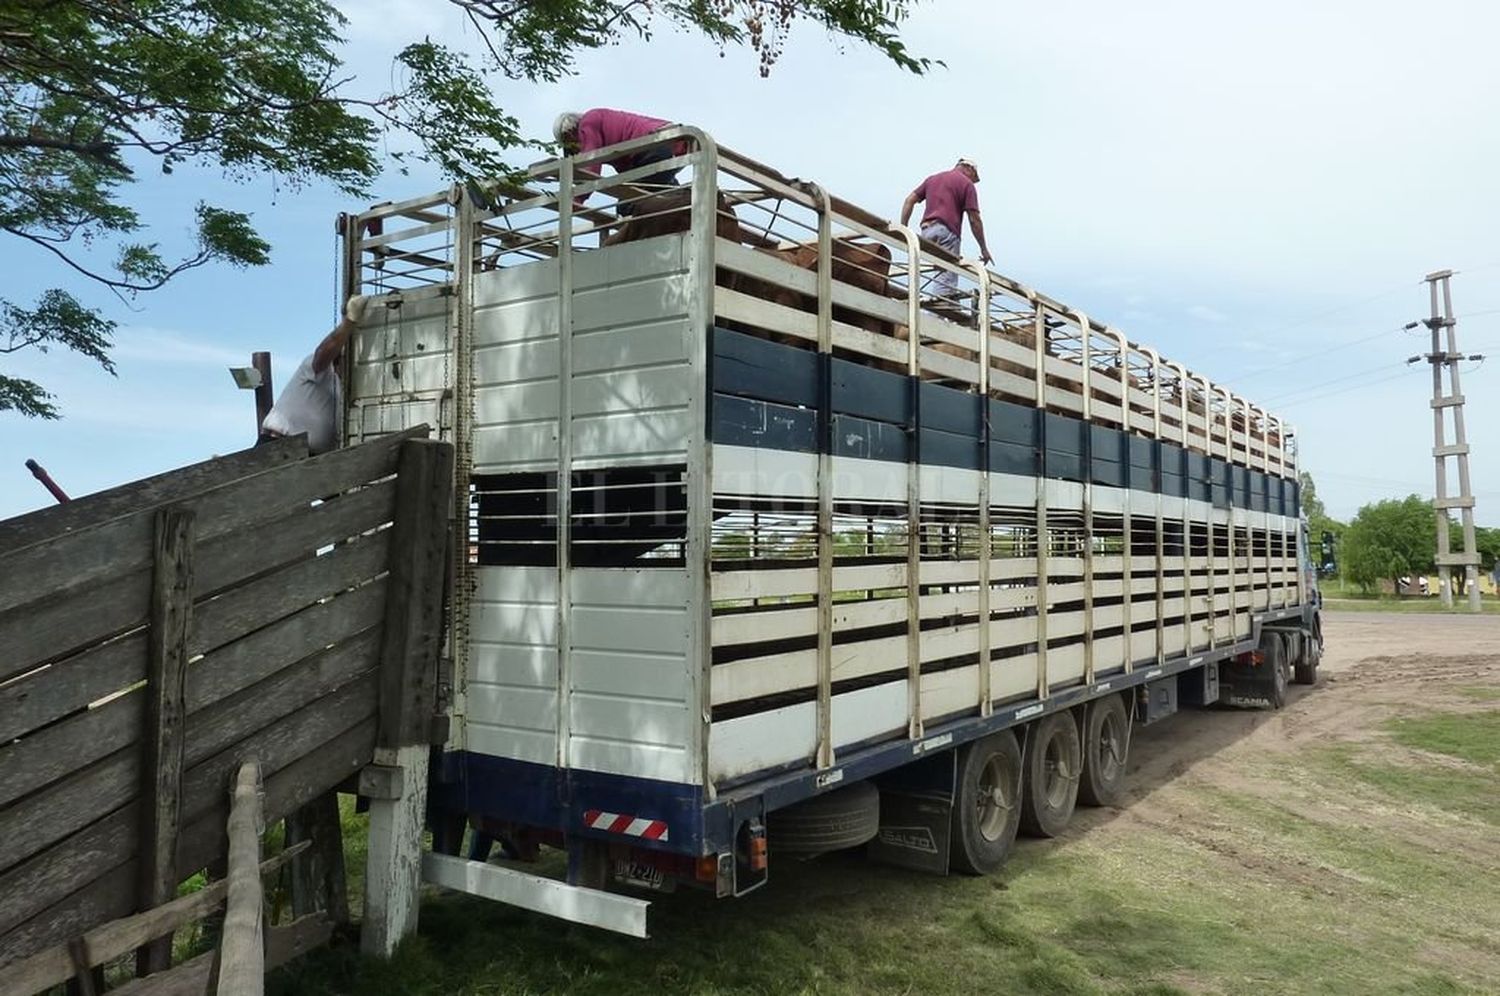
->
1421, 270, 1482, 611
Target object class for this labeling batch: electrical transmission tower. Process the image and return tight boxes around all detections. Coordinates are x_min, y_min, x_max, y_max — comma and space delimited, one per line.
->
1421, 270, 1482, 611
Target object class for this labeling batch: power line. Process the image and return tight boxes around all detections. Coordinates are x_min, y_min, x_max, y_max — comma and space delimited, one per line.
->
1271, 368, 1415, 410
1258, 359, 1410, 405
1224, 321, 1410, 388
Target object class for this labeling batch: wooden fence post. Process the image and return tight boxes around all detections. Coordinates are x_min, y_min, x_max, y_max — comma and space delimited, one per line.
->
136, 507, 196, 976
362, 438, 453, 957
215, 759, 265, 996
283, 793, 349, 923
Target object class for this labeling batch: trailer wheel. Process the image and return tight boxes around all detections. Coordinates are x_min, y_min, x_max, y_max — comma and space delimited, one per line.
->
1261, 632, 1288, 709
949, 730, 1023, 875
1293, 617, 1321, 686
767, 780, 879, 857
1078, 695, 1130, 807
1019, 712, 1082, 838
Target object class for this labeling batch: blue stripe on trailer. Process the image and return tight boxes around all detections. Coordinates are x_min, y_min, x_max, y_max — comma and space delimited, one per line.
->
431, 753, 709, 855
437, 605, 1308, 858
706, 326, 1301, 516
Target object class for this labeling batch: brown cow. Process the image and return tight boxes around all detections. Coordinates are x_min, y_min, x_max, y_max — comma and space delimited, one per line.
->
765, 239, 895, 339
603, 186, 744, 246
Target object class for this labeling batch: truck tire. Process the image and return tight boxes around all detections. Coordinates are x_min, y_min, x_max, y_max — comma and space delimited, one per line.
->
767, 780, 879, 857
1293, 617, 1321, 686
1019, 712, 1082, 838
949, 730, 1023, 875
1078, 694, 1130, 807
1261, 632, 1288, 709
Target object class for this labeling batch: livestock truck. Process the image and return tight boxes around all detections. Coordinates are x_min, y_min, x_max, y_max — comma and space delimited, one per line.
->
340, 129, 1323, 936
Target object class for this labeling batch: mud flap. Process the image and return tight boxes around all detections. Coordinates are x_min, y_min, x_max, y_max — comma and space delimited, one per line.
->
868, 750, 955, 875
867, 791, 953, 874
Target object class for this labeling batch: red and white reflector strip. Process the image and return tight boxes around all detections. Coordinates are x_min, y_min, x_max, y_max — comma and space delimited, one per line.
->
583, 809, 669, 842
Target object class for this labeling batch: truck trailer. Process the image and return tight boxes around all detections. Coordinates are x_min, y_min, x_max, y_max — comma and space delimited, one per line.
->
340, 128, 1323, 936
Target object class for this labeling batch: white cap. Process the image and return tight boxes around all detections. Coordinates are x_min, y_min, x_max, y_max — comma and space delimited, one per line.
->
957, 157, 980, 181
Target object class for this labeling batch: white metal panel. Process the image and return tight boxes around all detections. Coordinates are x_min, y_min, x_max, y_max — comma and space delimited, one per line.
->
831, 681, 909, 749
466, 566, 560, 766
1048, 643, 1087, 686
991, 655, 1037, 702
920, 464, 980, 505
832, 455, 909, 504
423, 853, 649, 939
709, 702, 816, 782
573, 320, 690, 374
712, 444, 817, 499
921, 666, 980, 722
1091, 484, 1126, 515
569, 568, 695, 783
474, 338, 561, 387
572, 409, 694, 465
990, 472, 1035, 508
1044, 479, 1085, 511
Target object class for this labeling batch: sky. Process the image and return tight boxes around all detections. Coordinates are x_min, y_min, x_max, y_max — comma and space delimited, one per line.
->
3, 0, 1499, 522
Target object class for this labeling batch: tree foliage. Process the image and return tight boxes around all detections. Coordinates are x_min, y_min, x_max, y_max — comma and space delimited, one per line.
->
1, 0, 930, 417
1340, 494, 1435, 594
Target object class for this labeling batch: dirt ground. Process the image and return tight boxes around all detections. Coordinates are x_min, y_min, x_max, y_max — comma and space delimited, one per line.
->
276, 611, 1500, 995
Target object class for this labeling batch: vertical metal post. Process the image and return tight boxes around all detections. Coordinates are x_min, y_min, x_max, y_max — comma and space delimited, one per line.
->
971, 263, 993, 713
447, 185, 475, 757
1140, 347, 1165, 666
811, 183, 836, 766
554, 160, 575, 771
686, 132, 720, 793
1033, 301, 1049, 698
1424, 270, 1482, 611
1169, 362, 1192, 656
1116, 330, 1134, 672
250, 351, 274, 432
1073, 311, 1095, 685
889, 223, 925, 739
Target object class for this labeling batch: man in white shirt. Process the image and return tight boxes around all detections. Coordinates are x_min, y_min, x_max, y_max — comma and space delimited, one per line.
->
259, 295, 368, 454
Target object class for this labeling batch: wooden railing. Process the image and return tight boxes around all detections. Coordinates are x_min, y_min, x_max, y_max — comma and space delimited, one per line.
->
0, 429, 453, 993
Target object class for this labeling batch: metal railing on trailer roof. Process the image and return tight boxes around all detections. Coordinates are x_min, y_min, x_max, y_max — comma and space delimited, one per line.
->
338, 127, 1296, 475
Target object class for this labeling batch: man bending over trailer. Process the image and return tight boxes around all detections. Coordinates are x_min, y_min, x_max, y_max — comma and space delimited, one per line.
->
899, 158, 994, 302
258, 295, 368, 454
554, 108, 687, 216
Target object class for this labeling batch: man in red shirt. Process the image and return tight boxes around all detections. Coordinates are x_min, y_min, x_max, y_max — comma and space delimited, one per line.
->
553, 108, 686, 215
899, 158, 994, 300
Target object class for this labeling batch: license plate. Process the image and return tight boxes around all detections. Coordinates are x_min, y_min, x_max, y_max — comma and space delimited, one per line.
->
613, 859, 670, 891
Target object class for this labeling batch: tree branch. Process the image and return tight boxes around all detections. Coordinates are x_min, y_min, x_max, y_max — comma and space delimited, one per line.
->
3, 225, 210, 292
0, 133, 120, 165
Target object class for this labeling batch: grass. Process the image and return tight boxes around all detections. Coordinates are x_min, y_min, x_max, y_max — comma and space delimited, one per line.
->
265, 689, 1500, 995
1318, 579, 1500, 614
1388, 710, 1500, 769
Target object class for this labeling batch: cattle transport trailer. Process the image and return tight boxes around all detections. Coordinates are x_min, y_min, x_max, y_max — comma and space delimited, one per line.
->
341, 128, 1323, 936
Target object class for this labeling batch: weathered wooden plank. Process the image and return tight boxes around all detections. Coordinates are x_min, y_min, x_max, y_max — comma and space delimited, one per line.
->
0, 573, 386, 747
0, 537, 386, 813
185, 580, 386, 717
0, 437, 306, 556
377, 439, 455, 749
191, 529, 392, 656
0, 429, 415, 616
0, 695, 377, 966
216, 760, 264, 996
103, 913, 332, 996
0, 843, 308, 996
0, 748, 136, 879
0, 457, 402, 687
0, 630, 380, 888
137, 509, 196, 976
284, 792, 349, 923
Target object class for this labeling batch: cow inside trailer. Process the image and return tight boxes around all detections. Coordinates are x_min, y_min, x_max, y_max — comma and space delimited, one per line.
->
341, 127, 1321, 931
